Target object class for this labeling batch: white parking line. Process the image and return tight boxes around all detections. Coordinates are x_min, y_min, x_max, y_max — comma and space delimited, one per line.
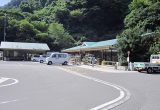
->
0, 77, 10, 84
58, 67, 131, 110
0, 77, 19, 88
0, 77, 19, 105
0, 99, 19, 105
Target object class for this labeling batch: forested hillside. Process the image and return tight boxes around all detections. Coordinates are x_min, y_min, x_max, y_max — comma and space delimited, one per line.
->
1, 0, 160, 63
117, 0, 160, 63
0, 0, 131, 51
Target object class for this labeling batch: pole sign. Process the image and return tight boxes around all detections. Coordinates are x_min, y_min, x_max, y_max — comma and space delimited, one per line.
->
127, 57, 129, 62
127, 51, 130, 56
127, 51, 130, 62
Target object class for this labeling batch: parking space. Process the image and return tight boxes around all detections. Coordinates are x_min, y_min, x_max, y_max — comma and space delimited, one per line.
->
0, 61, 125, 110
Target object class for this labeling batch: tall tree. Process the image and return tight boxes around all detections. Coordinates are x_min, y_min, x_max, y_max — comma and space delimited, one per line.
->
117, 1, 160, 63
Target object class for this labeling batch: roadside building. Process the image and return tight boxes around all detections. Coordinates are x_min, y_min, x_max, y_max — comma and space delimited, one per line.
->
62, 39, 118, 63
0, 42, 50, 61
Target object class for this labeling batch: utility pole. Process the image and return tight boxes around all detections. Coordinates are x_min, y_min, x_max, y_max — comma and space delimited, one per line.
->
4, 13, 7, 42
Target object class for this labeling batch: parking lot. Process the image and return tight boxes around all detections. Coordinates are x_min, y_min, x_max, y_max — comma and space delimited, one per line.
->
0, 61, 125, 110
0, 61, 160, 110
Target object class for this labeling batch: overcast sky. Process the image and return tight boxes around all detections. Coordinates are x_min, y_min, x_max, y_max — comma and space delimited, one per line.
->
0, 0, 10, 6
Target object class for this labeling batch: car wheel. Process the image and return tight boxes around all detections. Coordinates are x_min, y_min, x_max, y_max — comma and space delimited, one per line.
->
147, 68, 152, 74
40, 60, 43, 63
62, 61, 68, 65
47, 61, 52, 65
33, 59, 36, 62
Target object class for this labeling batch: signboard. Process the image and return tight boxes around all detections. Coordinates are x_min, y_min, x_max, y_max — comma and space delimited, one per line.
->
127, 57, 129, 62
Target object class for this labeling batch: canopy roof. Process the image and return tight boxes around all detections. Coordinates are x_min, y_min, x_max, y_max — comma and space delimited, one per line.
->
0, 42, 50, 51
62, 39, 117, 52
141, 32, 160, 36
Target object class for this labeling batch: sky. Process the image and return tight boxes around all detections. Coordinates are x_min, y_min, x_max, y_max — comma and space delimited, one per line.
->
0, 0, 11, 6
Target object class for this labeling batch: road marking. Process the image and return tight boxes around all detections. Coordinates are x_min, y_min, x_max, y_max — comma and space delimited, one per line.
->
0, 77, 10, 84
0, 77, 19, 105
0, 77, 19, 88
0, 99, 19, 105
57, 67, 131, 110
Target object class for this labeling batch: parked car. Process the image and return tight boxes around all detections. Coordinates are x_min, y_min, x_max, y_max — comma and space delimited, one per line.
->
46, 53, 70, 65
31, 55, 41, 62
39, 55, 49, 63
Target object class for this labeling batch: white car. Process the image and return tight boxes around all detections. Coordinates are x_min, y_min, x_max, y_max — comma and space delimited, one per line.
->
31, 55, 41, 62
39, 55, 49, 63
46, 53, 70, 65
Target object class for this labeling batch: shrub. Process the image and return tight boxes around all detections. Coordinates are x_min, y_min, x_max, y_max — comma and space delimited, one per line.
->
121, 62, 128, 66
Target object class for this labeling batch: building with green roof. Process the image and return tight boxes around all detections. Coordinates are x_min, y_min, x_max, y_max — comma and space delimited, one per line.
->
62, 39, 118, 62
0, 41, 50, 61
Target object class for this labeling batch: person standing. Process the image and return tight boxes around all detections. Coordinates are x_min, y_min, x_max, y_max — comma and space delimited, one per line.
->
91, 56, 96, 67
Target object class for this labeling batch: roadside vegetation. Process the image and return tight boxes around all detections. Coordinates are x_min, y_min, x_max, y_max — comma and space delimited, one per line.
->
117, 0, 160, 63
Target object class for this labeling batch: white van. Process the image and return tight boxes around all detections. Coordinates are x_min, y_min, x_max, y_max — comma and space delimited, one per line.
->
46, 53, 70, 65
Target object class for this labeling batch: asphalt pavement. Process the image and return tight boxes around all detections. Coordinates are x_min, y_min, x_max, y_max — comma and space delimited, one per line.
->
0, 61, 120, 110
60, 65, 160, 110
0, 61, 160, 110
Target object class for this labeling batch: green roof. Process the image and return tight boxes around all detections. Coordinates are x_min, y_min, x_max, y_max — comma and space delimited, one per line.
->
141, 32, 160, 36
63, 45, 82, 51
141, 32, 155, 36
63, 42, 97, 52
89, 39, 117, 47
62, 39, 117, 52
0, 42, 50, 51
83, 42, 96, 46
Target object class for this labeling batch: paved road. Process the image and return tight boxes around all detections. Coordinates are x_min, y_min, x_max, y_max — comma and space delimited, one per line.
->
0, 61, 122, 110
61, 65, 160, 110
0, 61, 160, 110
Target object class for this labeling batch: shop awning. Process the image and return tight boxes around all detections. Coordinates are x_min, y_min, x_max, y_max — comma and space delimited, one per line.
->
62, 39, 117, 52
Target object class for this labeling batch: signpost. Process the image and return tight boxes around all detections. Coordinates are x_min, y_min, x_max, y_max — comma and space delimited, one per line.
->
127, 51, 130, 71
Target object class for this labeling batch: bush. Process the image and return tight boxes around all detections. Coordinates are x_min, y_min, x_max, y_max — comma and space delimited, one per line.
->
121, 62, 128, 66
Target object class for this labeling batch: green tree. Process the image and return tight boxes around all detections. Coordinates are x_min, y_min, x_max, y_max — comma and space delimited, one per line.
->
20, 2, 33, 13
48, 23, 75, 51
32, 21, 48, 32
16, 19, 36, 42
117, 1, 160, 63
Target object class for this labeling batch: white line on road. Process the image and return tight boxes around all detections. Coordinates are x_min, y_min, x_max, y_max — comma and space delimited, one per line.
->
0, 77, 19, 105
57, 67, 131, 110
0, 77, 10, 84
0, 77, 19, 88
0, 99, 19, 105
